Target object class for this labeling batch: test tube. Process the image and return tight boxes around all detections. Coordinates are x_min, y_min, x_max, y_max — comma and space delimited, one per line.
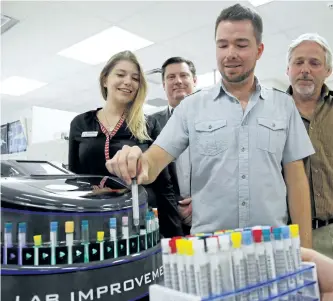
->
193, 239, 210, 299
161, 238, 172, 288
184, 240, 197, 295
289, 224, 304, 288
206, 236, 223, 298
242, 231, 259, 301
252, 229, 269, 300
262, 226, 278, 297
272, 227, 289, 299
131, 177, 140, 228
65, 221, 74, 265
169, 238, 180, 291
18, 222, 27, 265
230, 232, 247, 301
218, 235, 236, 301
4, 222, 13, 265
176, 239, 188, 293
81, 220, 89, 263
281, 226, 297, 293
50, 221, 58, 265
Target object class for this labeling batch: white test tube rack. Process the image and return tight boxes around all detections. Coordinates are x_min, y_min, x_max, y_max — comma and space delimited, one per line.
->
149, 262, 320, 301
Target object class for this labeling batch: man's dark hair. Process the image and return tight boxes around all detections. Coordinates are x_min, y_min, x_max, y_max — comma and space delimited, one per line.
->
215, 4, 263, 44
161, 57, 196, 80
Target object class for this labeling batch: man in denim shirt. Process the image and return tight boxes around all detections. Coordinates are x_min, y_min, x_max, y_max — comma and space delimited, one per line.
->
107, 4, 314, 247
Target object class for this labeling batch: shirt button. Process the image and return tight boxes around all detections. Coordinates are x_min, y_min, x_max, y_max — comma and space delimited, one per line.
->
208, 125, 212, 129
272, 123, 276, 127
241, 147, 245, 152
241, 201, 246, 206
314, 169, 318, 173
316, 193, 320, 197
310, 126, 313, 130
241, 175, 246, 179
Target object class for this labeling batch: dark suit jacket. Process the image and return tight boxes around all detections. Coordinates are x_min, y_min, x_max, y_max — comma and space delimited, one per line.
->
153, 108, 191, 235
152, 108, 181, 200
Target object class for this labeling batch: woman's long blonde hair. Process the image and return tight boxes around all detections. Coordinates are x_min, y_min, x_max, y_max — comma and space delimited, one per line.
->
99, 50, 151, 142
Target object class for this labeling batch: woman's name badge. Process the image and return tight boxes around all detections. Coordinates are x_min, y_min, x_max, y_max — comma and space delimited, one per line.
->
81, 131, 98, 138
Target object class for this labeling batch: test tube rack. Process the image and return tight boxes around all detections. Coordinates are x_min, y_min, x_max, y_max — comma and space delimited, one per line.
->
149, 262, 320, 301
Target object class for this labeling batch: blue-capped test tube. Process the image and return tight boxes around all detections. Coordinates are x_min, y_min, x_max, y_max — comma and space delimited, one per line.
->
81, 220, 89, 263
4, 222, 13, 264
50, 221, 58, 265
272, 227, 288, 299
18, 222, 27, 265
262, 227, 278, 297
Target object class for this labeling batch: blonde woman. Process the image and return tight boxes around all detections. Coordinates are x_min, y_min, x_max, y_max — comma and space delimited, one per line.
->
68, 50, 183, 238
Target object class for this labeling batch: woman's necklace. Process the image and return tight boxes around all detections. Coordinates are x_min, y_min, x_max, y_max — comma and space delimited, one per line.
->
102, 108, 125, 132
103, 109, 114, 132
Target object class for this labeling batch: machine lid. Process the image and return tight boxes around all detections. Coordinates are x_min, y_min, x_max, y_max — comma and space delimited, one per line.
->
1, 175, 147, 212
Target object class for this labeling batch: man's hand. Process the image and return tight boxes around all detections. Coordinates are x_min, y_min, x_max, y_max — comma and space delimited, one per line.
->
284, 160, 312, 248
301, 247, 333, 301
178, 198, 192, 226
106, 145, 149, 185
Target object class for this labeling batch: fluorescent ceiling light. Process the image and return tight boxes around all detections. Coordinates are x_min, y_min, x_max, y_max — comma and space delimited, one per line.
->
57, 26, 154, 65
196, 71, 221, 89
249, 0, 273, 7
0, 76, 47, 96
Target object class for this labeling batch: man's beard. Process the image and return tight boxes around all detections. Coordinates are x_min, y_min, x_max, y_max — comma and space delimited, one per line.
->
295, 82, 316, 98
221, 66, 255, 83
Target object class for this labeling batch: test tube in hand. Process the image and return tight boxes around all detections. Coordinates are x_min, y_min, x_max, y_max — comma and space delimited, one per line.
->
131, 177, 140, 228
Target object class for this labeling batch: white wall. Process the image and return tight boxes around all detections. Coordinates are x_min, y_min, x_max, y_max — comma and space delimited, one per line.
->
31, 106, 78, 144
1, 106, 78, 163
1, 107, 33, 125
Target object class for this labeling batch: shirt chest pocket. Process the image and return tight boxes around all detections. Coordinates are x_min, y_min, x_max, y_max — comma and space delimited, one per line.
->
195, 120, 229, 156
257, 118, 287, 154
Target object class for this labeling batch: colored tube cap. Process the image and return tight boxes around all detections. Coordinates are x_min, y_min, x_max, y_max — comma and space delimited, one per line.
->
5, 222, 12, 232
122, 216, 128, 226
18, 222, 27, 233
289, 224, 299, 238
273, 227, 282, 240
34, 235, 42, 246
169, 238, 177, 254
252, 229, 262, 243
97, 231, 104, 241
281, 226, 290, 239
109, 218, 117, 228
50, 221, 58, 232
65, 221, 74, 233
242, 231, 253, 245
231, 232, 242, 248
262, 228, 271, 242
176, 239, 185, 255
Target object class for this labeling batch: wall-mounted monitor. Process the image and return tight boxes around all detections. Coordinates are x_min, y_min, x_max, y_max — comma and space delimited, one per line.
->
1, 124, 8, 154
8, 120, 27, 154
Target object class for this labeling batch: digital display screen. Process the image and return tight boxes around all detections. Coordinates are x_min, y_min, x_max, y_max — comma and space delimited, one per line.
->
8, 120, 27, 153
1, 124, 8, 154
18, 161, 68, 175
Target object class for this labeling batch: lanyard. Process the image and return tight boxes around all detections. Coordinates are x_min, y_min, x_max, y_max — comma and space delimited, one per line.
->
97, 112, 126, 188
98, 112, 126, 161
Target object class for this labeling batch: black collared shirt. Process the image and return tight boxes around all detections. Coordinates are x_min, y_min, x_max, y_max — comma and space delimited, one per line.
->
68, 108, 183, 237
287, 85, 333, 220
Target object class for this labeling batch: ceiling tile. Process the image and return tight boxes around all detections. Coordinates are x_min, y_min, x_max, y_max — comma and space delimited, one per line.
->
57, 1, 155, 23
118, 1, 238, 43
257, 1, 333, 33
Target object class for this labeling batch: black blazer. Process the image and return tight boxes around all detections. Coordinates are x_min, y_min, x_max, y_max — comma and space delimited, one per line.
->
152, 108, 181, 201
